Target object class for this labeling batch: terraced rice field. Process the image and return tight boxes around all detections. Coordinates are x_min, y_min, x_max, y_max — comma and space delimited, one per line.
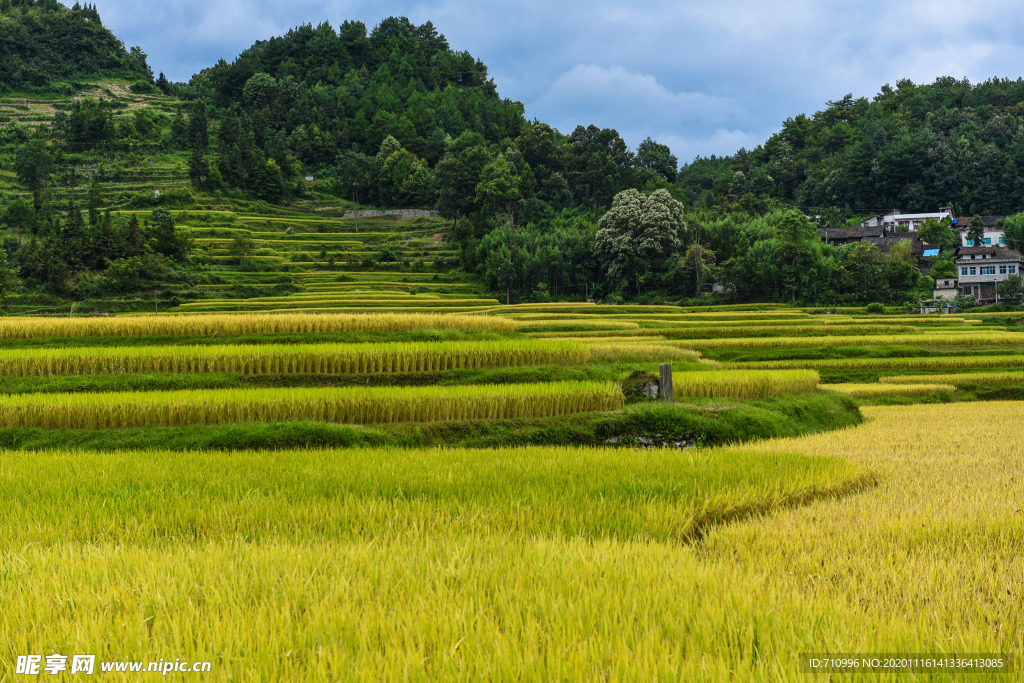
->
2, 149, 1024, 680
3, 87, 479, 314
30, 83, 1024, 677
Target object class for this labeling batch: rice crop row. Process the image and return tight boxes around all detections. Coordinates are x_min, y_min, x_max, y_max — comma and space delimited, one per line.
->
879, 371, 1024, 386
679, 331, 1024, 350
174, 299, 497, 310
670, 369, 819, 398
657, 324, 924, 338
722, 354, 1024, 372
820, 383, 956, 397
541, 335, 670, 343
0, 341, 587, 377
645, 319, 969, 330
0, 382, 624, 429
514, 320, 641, 332
257, 307, 489, 315
528, 329, 673, 339
489, 305, 810, 319
959, 311, 1024, 318
0, 313, 518, 339
584, 343, 702, 362
530, 325, 930, 340
505, 313, 972, 327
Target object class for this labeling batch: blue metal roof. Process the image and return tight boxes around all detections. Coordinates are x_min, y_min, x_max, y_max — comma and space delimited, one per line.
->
923, 248, 940, 257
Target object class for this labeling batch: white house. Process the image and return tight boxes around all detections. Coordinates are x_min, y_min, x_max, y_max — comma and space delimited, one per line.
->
882, 209, 954, 232
957, 216, 1008, 247
956, 246, 1023, 302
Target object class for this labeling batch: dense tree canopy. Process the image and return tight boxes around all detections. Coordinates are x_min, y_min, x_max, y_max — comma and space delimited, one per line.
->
0, 0, 151, 92
678, 77, 1024, 217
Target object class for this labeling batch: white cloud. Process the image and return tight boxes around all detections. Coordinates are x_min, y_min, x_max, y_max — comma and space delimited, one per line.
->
533, 64, 748, 138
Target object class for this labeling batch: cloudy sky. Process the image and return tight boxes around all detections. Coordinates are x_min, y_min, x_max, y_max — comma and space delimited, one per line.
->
92, 0, 1024, 164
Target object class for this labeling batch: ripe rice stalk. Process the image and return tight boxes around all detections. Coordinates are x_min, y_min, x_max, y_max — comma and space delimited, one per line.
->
584, 343, 702, 362
723, 354, 1024, 372
540, 335, 670, 343
0, 382, 624, 430
515, 320, 642, 332
680, 332, 1024, 350
0, 313, 518, 340
670, 370, 819, 399
528, 329, 671, 339
654, 324, 924, 339
0, 341, 588, 377
879, 371, 1024, 387
820, 383, 956, 397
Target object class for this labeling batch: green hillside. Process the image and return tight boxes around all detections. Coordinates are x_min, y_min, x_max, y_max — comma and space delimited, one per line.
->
0, 2, 508, 314
0, 80, 478, 315
0, 0, 152, 93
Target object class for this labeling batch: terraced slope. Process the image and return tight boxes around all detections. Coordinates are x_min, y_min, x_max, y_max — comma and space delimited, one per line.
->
0, 82, 482, 313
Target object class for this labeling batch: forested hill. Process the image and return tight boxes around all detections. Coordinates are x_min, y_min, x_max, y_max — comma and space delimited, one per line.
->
183, 18, 527, 202
191, 17, 524, 163
0, 0, 153, 92
678, 77, 1024, 218
177, 16, 674, 224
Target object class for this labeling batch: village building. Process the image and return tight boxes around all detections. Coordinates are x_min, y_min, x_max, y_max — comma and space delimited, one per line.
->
955, 245, 1023, 302
859, 208, 954, 231
819, 226, 884, 245
957, 215, 1007, 246
932, 277, 958, 300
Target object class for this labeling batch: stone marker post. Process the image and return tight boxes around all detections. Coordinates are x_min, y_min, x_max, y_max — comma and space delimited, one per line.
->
659, 363, 674, 403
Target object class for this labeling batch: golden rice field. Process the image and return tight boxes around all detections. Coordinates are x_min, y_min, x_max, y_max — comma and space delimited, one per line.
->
0, 382, 624, 429
820, 382, 956, 398
679, 331, 1024, 350
0, 312, 517, 339
724, 354, 1024, 372
0, 443, 870, 680
879, 371, 1024, 386
4, 301, 1024, 680
5, 402, 1024, 679
583, 342, 703, 362
671, 369, 820, 398
514, 319, 642, 332
0, 340, 587, 376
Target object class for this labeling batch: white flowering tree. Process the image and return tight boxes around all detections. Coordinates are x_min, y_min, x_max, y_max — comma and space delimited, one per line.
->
594, 188, 685, 296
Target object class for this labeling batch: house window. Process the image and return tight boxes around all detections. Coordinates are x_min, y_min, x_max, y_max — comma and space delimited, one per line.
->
970, 267, 977, 275
962, 267, 969, 276
1000, 266, 1007, 274
1000, 236, 1006, 245
981, 266, 996, 275
984, 238, 992, 245
1012, 266, 1018, 274
966, 240, 975, 246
